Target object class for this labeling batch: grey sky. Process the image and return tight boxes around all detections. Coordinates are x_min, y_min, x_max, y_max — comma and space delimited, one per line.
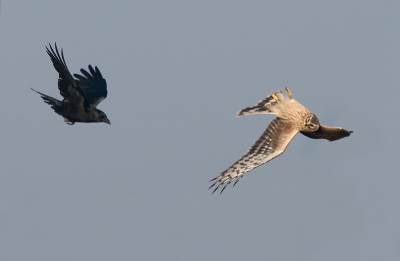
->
1, 1, 399, 260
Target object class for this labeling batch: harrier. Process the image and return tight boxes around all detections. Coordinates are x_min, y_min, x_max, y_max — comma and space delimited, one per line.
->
31, 43, 110, 125
209, 88, 352, 194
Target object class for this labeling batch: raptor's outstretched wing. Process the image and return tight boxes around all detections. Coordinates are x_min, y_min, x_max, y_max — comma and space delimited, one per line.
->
300, 125, 353, 141
46, 43, 88, 109
74, 65, 107, 108
209, 117, 299, 194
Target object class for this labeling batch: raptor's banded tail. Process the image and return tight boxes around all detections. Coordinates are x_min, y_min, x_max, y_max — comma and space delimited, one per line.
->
237, 90, 290, 117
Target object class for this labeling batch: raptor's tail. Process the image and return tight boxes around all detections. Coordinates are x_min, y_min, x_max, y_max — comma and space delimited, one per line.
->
31, 88, 62, 110
237, 90, 290, 117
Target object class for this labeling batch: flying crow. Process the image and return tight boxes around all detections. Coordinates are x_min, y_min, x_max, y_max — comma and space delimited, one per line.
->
32, 43, 110, 125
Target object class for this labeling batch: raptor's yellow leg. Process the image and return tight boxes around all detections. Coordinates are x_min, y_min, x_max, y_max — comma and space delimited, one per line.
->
271, 93, 281, 105
285, 87, 292, 98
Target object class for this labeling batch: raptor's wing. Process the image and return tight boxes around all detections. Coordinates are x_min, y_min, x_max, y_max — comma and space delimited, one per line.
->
209, 117, 299, 194
300, 125, 353, 141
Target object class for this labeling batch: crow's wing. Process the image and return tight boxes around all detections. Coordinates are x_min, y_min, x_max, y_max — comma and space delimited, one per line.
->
46, 43, 88, 109
300, 125, 353, 141
74, 65, 107, 108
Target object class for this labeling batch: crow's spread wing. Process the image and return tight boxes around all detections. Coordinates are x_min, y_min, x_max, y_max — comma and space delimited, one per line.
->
46, 43, 88, 109
74, 65, 107, 108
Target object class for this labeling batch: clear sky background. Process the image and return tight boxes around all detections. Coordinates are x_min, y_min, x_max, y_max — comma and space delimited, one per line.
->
1, 1, 399, 260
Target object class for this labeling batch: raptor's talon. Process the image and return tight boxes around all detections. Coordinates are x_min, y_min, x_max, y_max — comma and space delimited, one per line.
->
285, 87, 292, 98
271, 93, 281, 105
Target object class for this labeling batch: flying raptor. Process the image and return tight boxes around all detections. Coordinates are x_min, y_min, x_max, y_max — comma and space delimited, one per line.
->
32, 43, 110, 125
209, 88, 352, 194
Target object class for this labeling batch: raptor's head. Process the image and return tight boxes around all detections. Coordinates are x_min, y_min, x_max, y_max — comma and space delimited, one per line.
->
304, 114, 319, 132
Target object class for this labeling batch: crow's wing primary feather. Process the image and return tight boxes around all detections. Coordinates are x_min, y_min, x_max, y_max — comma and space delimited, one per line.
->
46, 43, 88, 109
74, 65, 107, 108
300, 125, 353, 141
209, 117, 299, 193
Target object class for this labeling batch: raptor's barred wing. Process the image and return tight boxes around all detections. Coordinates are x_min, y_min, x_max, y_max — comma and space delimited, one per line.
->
300, 125, 353, 141
74, 65, 107, 108
46, 43, 88, 109
209, 117, 299, 194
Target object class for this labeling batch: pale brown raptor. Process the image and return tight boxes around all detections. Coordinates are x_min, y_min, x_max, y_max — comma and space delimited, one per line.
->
210, 88, 352, 194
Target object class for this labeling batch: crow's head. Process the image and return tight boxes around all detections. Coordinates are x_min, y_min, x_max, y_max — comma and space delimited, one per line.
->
96, 109, 111, 125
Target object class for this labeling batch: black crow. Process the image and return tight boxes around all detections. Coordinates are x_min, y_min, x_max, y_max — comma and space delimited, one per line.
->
32, 43, 110, 125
